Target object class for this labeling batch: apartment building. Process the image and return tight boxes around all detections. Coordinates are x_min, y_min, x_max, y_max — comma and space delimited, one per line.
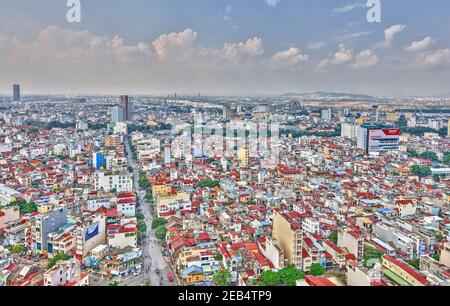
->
272, 210, 303, 270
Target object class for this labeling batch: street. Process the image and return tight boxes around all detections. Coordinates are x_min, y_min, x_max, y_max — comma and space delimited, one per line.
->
124, 137, 176, 286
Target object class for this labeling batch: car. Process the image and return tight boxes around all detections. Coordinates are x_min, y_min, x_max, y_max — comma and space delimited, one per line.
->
155, 269, 160, 275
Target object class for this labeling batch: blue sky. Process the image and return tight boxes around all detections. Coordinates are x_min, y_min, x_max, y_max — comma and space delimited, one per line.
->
0, 0, 450, 96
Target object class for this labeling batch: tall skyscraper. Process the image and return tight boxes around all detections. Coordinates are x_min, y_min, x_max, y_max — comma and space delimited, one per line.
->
111, 106, 124, 123
321, 108, 332, 123
119, 95, 133, 121
223, 105, 232, 121
13, 84, 20, 101
447, 118, 450, 137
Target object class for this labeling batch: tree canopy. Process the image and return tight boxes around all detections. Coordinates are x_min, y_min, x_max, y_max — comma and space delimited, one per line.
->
213, 270, 232, 286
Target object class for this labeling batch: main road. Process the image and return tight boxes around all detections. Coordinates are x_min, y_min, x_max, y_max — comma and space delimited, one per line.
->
125, 137, 176, 286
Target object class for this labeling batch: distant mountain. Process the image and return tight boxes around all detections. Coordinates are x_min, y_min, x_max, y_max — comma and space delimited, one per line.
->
281, 91, 378, 101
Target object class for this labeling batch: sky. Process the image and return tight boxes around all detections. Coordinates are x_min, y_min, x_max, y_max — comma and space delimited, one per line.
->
0, 0, 450, 96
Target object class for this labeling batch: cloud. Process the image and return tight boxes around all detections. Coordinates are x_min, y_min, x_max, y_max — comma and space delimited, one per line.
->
152, 28, 198, 60
384, 24, 406, 42
418, 49, 450, 66
333, 44, 355, 64
376, 24, 406, 48
337, 31, 372, 41
307, 41, 325, 50
352, 49, 379, 68
319, 44, 378, 69
269, 47, 308, 69
333, 1, 365, 13
222, 37, 264, 62
264, 0, 281, 7
405, 36, 435, 52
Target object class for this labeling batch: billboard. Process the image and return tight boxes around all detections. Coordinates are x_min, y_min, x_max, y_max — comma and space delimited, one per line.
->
367, 128, 400, 152
85, 223, 99, 241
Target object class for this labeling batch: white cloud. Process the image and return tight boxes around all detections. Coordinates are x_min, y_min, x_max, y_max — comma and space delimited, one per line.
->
333, 2, 365, 13
375, 24, 406, 48
384, 24, 406, 42
223, 37, 264, 61
319, 44, 378, 69
269, 47, 308, 69
264, 0, 281, 7
152, 28, 198, 60
352, 49, 379, 68
307, 41, 325, 50
333, 44, 355, 64
419, 49, 450, 66
405, 36, 435, 52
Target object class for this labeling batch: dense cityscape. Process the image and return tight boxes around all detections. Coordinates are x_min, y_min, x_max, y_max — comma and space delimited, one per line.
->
0, 85, 449, 287
1, 0, 450, 293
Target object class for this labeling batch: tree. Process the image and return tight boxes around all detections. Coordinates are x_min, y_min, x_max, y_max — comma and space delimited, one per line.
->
279, 265, 304, 286
407, 258, 420, 270
260, 270, 281, 286
143, 280, 151, 286
431, 254, 440, 261
108, 281, 120, 287
420, 151, 438, 162
436, 232, 445, 242
8, 200, 38, 215
11, 245, 23, 254
47, 253, 71, 268
154, 226, 167, 240
328, 231, 338, 244
213, 253, 223, 261
197, 180, 220, 188
213, 270, 232, 286
444, 153, 450, 165
138, 172, 150, 189
151, 218, 168, 230
410, 165, 431, 177
363, 245, 384, 267
308, 264, 325, 276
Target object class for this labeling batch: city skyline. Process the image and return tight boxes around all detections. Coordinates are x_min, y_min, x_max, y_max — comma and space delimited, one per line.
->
0, 0, 450, 96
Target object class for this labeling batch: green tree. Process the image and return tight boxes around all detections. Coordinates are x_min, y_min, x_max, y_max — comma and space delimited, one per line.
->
143, 280, 151, 286
444, 153, 450, 165
363, 245, 385, 267
259, 270, 281, 286
420, 151, 438, 161
308, 264, 325, 276
151, 218, 168, 230
328, 231, 338, 244
108, 281, 120, 287
213, 253, 223, 261
154, 226, 167, 240
431, 254, 440, 261
47, 253, 71, 268
213, 270, 232, 286
138, 172, 151, 189
11, 245, 23, 254
8, 200, 38, 215
410, 165, 432, 177
197, 180, 220, 188
279, 265, 305, 286
407, 258, 420, 270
